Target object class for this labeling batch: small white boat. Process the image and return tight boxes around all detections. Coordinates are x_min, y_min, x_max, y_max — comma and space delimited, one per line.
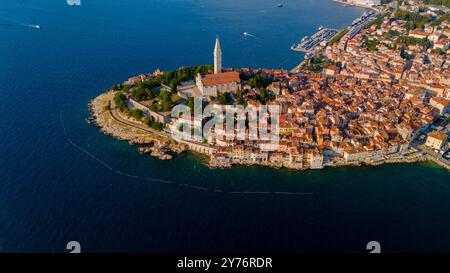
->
277, 3, 283, 8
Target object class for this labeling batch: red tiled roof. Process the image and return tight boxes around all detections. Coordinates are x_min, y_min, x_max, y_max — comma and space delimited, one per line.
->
202, 71, 240, 87
409, 28, 428, 37
428, 131, 447, 142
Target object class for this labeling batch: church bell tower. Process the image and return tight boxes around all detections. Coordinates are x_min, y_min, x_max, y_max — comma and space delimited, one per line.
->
214, 36, 222, 74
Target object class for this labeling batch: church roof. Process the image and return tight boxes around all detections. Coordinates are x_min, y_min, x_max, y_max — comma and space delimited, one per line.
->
202, 71, 240, 87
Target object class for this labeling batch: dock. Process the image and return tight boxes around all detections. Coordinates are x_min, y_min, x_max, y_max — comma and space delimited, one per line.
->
291, 28, 339, 53
344, 11, 377, 39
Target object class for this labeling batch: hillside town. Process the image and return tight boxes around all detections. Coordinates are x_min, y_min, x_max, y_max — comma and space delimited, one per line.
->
91, 0, 450, 171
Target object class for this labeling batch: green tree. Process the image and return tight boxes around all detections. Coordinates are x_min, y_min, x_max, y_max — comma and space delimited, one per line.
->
258, 88, 274, 104
217, 92, 230, 105
146, 89, 155, 100
159, 90, 174, 111
187, 97, 195, 112
170, 80, 178, 94
248, 74, 272, 89
364, 38, 380, 51
236, 89, 247, 106
114, 92, 127, 112
131, 86, 149, 101
129, 109, 144, 120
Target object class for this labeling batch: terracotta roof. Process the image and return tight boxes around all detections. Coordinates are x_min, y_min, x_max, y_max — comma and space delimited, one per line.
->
409, 28, 428, 37
428, 131, 448, 142
202, 71, 240, 87
431, 97, 449, 106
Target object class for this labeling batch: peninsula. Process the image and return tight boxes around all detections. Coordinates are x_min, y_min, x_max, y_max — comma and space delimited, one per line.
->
90, 0, 450, 171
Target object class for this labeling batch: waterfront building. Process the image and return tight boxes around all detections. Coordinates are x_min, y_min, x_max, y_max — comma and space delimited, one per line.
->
425, 131, 448, 151
305, 149, 324, 169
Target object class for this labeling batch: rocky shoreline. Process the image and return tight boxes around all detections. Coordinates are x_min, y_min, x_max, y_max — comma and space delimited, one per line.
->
88, 91, 187, 160
89, 91, 448, 172
208, 154, 430, 170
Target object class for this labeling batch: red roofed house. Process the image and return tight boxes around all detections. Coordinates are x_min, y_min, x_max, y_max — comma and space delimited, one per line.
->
425, 131, 448, 151
323, 65, 339, 76
433, 37, 450, 51
408, 28, 429, 39
430, 97, 449, 115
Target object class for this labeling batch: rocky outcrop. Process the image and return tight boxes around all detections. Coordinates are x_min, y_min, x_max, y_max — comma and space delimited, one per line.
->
89, 91, 187, 160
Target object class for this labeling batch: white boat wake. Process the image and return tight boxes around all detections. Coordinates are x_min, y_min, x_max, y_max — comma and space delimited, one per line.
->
0, 18, 40, 30
22, 23, 40, 29
243, 32, 260, 40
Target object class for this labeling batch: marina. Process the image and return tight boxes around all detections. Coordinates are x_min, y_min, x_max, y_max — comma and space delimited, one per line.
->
344, 11, 377, 39
291, 28, 339, 53
290, 10, 377, 57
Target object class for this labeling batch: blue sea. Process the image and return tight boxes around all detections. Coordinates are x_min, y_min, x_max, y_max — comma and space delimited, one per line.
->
1, 0, 450, 253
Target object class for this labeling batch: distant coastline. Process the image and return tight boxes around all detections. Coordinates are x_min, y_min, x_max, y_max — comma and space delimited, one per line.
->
332, 0, 380, 12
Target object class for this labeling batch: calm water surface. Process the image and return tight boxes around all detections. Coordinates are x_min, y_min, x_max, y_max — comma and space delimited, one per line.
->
0, 0, 449, 252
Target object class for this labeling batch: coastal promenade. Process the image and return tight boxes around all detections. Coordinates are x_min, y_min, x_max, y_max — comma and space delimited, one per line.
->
411, 141, 450, 171
109, 99, 165, 136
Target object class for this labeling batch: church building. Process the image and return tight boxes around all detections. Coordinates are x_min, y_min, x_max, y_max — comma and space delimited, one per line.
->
196, 37, 241, 97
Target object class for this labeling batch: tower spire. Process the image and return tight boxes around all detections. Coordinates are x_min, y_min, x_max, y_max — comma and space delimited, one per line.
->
214, 36, 222, 74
